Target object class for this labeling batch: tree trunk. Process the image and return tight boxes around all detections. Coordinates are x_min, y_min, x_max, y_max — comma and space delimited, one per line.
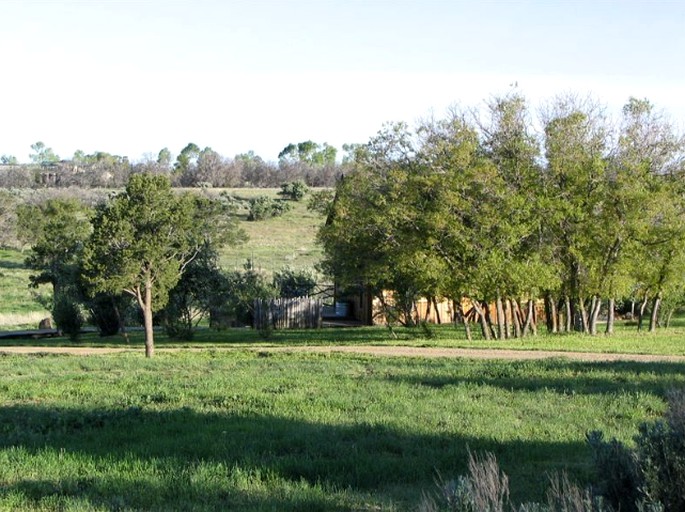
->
504, 299, 512, 339
495, 295, 506, 340
522, 300, 533, 336
649, 292, 662, 333
112, 296, 129, 343
545, 292, 558, 334
605, 297, 615, 335
142, 279, 155, 358
576, 298, 589, 334
483, 301, 497, 339
457, 301, 472, 341
471, 300, 491, 341
638, 293, 649, 331
512, 299, 522, 338
564, 296, 572, 333
528, 299, 538, 336
424, 297, 432, 322
665, 308, 674, 329
589, 296, 601, 336
432, 297, 442, 325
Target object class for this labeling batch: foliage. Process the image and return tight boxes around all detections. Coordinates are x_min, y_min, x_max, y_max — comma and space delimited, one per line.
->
82, 173, 244, 356
587, 388, 685, 511
162, 244, 228, 340
247, 195, 291, 221
279, 180, 309, 201
28, 141, 59, 167
0, 190, 19, 248
16, 198, 92, 296
86, 292, 133, 337
318, 94, 685, 337
306, 188, 335, 216
272, 267, 317, 298
51, 292, 83, 340
221, 261, 277, 326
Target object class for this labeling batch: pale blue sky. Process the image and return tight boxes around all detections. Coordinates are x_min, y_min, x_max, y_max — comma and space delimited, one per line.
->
1, 0, 684, 163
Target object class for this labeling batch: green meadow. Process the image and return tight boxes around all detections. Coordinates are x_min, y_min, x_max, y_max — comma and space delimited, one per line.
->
1, 349, 683, 511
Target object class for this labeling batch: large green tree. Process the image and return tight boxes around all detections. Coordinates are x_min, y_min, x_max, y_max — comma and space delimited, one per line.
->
82, 173, 243, 357
16, 198, 93, 297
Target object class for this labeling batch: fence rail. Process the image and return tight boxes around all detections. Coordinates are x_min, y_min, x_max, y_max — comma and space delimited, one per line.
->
253, 296, 323, 330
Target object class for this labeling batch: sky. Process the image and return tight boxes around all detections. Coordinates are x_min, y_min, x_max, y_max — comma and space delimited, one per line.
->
1, 0, 684, 163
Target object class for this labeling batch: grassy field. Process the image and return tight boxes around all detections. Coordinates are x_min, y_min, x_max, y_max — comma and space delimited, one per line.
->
0, 349, 682, 511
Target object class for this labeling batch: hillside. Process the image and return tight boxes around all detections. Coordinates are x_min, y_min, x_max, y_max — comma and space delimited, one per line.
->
217, 188, 326, 274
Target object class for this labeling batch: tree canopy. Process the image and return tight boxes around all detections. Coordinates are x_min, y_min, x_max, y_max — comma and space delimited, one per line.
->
82, 173, 245, 356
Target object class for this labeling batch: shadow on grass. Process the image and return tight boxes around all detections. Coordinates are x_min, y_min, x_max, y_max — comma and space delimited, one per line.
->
0, 259, 25, 270
384, 358, 685, 398
0, 404, 587, 510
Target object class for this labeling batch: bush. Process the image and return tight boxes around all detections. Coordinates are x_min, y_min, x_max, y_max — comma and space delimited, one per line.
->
586, 388, 685, 512
272, 267, 317, 298
52, 293, 84, 340
279, 180, 309, 201
585, 430, 642, 512
634, 389, 685, 511
247, 196, 291, 221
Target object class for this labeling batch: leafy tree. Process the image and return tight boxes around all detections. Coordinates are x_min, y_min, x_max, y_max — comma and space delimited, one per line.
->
0, 191, 19, 248
29, 141, 59, 167
222, 261, 277, 326
16, 198, 93, 297
82, 173, 243, 357
162, 243, 228, 339
273, 267, 317, 298
278, 141, 337, 166
0, 154, 18, 165
157, 147, 172, 169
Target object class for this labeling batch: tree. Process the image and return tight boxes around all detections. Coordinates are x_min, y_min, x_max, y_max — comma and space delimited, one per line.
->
29, 141, 59, 167
174, 142, 200, 174
157, 147, 172, 169
273, 267, 317, 298
82, 173, 243, 357
0, 155, 18, 165
16, 198, 93, 297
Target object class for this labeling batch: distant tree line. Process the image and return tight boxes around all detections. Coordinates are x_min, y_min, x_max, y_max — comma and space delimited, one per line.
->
319, 93, 685, 337
0, 140, 348, 189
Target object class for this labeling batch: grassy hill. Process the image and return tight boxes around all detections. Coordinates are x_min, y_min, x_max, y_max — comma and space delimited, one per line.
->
216, 188, 325, 274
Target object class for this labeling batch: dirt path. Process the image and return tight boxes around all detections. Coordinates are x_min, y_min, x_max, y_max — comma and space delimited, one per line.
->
1, 344, 685, 363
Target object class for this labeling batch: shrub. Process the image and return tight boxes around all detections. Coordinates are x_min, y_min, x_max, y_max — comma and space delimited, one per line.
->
634, 389, 685, 511
279, 180, 309, 201
52, 293, 83, 340
86, 293, 130, 337
585, 430, 642, 512
586, 388, 685, 512
272, 267, 317, 298
247, 196, 291, 221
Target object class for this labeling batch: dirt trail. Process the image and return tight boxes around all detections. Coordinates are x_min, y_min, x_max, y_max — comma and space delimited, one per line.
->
1, 344, 685, 363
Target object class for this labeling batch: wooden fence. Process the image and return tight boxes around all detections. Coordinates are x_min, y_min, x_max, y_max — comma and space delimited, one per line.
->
253, 296, 323, 330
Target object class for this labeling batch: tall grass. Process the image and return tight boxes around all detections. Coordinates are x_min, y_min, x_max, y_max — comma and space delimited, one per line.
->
0, 350, 683, 510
